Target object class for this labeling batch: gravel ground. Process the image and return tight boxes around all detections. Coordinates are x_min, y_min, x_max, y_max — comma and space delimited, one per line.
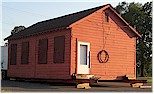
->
1, 80, 152, 92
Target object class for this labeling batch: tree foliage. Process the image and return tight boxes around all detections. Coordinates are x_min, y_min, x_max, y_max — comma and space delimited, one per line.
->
11, 26, 26, 35
115, 2, 152, 77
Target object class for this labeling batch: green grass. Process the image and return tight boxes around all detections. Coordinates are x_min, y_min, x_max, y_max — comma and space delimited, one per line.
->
137, 77, 152, 83
147, 77, 152, 83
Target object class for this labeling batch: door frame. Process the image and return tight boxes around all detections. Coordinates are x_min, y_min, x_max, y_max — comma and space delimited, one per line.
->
77, 41, 90, 74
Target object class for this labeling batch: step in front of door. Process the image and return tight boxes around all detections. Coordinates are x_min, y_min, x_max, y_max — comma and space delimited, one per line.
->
75, 74, 94, 79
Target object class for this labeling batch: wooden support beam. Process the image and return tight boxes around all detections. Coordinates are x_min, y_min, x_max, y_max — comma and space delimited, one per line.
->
10, 78, 16, 81
131, 83, 143, 88
76, 83, 91, 89
139, 86, 152, 89
8, 77, 97, 84
75, 74, 94, 79
126, 75, 136, 80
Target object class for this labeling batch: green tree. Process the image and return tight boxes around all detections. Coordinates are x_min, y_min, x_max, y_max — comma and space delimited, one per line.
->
115, 2, 152, 77
11, 26, 26, 35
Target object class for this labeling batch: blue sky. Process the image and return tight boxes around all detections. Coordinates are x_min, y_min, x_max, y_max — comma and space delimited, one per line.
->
1, 0, 151, 46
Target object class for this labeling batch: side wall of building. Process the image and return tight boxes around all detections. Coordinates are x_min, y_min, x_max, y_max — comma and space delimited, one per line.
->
70, 8, 136, 80
7, 29, 71, 79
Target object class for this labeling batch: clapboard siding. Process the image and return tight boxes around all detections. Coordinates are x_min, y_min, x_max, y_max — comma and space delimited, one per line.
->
70, 8, 136, 80
7, 29, 71, 79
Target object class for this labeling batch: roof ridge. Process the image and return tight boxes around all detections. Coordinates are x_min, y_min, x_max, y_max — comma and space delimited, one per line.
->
32, 4, 108, 27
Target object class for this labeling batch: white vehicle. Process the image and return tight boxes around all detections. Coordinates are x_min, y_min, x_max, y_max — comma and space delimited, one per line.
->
1, 46, 8, 79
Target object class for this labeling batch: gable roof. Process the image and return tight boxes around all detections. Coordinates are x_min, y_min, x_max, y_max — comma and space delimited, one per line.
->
4, 4, 141, 40
108, 5, 141, 37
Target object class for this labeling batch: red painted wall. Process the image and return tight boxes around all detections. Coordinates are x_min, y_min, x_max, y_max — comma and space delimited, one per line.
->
7, 29, 71, 79
70, 8, 136, 80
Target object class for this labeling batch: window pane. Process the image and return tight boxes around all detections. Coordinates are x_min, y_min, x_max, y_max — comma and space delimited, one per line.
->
80, 45, 87, 65
105, 12, 109, 22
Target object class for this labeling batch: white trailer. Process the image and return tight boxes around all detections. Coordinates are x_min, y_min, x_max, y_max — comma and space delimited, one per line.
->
1, 46, 8, 79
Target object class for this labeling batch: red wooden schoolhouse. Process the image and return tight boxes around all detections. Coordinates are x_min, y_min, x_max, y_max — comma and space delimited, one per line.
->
5, 4, 141, 80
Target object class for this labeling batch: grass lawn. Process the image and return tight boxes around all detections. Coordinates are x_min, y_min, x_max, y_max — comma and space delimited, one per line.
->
146, 77, 152, 83
137, 77, 152, 83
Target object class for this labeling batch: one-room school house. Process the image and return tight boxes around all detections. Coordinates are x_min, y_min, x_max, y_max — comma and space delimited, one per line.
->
5, 4, 141, 80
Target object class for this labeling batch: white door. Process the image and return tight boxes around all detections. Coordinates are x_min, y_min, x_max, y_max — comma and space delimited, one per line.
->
77, 41, 90, 74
